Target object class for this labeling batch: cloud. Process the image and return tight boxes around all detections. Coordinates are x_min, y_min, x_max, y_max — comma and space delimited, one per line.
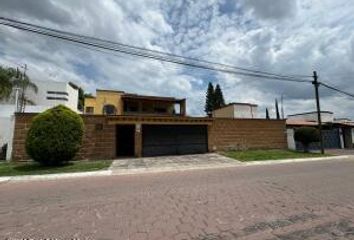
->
0, 0, 354, 119
243, 0, 298, 20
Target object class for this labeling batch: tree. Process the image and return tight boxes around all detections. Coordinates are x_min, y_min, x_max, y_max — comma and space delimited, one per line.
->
26, 105, 84, 166
214, 84, 225, 109
0, 65, 37, 112
275, 98, 280, 120
205, 82, 215, 116
0, 66, 17, 101
78, 88, 85, 111
266, 108, 270, 119
13, 72, 38, 112
294, 127, 320, 153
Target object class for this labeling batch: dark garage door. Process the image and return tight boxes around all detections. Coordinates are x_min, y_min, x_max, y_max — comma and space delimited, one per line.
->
142, 125, 208, 157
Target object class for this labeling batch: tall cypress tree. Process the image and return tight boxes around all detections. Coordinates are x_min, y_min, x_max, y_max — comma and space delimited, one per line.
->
214, 84, 225, 109
205, 82, 215, 116
275, 98, 280, 120
266, 108, 270, 119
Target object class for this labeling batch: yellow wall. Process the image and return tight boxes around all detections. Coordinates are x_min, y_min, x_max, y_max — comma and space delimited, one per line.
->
84, 90, 123, 115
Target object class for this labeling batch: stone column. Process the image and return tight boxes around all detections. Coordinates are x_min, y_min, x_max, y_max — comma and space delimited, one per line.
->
134, 123, 142, 157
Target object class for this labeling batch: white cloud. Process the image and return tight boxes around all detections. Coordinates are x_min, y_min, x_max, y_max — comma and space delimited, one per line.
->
1, 0, 354, 118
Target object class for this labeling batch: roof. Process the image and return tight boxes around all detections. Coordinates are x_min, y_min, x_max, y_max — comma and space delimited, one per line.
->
213, 102, 258, 111
287, 111, 333, 117
96, 89, 125, 93
286, 119, 318, 126
121, 94, 184, 102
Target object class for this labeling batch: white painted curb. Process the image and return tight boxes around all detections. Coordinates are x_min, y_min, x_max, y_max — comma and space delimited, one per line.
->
0, 170, 112, 183
241, 155, 351, 166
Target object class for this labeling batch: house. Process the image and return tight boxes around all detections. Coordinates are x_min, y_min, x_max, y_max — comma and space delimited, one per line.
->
83, 89, 186, 116
0, 79, 79, 160
212, 102, 258, 119
10, 88, 288, 161
286, 111, 354, 150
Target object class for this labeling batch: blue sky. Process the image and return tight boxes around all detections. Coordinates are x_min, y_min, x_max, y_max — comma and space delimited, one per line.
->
0, 0, 354, 118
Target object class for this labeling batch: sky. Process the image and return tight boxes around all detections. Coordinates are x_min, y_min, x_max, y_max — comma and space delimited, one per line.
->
0, 0, 354, 118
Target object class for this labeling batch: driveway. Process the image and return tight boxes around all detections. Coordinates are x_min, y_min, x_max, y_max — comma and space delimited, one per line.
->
1, 157, 354, 239
110, 153, 241, 174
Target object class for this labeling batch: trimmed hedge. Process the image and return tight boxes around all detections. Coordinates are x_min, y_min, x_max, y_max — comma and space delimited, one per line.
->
26, 105, 84, 166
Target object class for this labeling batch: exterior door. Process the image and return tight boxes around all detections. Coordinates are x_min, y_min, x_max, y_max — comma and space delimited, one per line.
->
142, 125, 208, 157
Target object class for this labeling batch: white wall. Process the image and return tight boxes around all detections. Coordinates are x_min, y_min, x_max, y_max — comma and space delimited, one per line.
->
286, 129, 296, 150
288, 112, 334, 123
233, 105, 258, 119
26, 79, 79, 112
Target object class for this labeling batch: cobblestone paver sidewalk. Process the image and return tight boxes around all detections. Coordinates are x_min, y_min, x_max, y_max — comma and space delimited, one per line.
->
110, 153, 241, 174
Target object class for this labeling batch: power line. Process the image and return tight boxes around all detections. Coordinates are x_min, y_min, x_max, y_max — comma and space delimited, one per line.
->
0, 17, 312, 83
0, 16, 313, 80
320, 82, 354, 98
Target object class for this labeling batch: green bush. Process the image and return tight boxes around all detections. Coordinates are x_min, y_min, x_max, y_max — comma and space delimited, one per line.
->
26, 105, 84, 166
294, 127, 320, 152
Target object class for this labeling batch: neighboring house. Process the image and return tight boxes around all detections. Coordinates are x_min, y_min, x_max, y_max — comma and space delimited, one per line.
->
212, 102, 258, 119
0, 79, 80, 161
286, 111, 354, 150
11, 88, 288, 161
84, 89, 186, 116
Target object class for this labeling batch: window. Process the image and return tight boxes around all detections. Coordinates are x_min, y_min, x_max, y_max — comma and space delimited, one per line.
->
85, 107, 94, 114
103, 104, 117, 115
46, 97, 68, 101
47, 91, 69, 96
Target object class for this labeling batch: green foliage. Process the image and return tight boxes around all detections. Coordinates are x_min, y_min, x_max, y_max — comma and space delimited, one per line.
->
78, 88, 85, 111
275, 98, 280, 120
204, 82, 215, 116
266, 108, 270, 119
26, 105, 84, 166
0, 66, 17, 100
214, 84, 225, 109
294, 127, 320, 152
204, 82, 226, 116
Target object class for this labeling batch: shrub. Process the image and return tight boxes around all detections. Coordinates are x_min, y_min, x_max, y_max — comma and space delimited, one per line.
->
26, 105, 84, 166
294, 127, 320, 152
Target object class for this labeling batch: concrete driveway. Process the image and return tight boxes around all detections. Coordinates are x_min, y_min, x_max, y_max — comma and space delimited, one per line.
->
1, 156, 353, 239
110, 153, 241, 175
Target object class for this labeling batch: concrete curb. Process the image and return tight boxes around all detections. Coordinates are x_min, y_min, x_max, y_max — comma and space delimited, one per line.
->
0, 155, 351, 183
0, 170, 112, 183
110, 163, 242, 176
241, 155, 351, 166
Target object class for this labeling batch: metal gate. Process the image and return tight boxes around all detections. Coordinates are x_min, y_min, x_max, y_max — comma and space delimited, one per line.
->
296, 128, 341, 150
142, 125, 208, 157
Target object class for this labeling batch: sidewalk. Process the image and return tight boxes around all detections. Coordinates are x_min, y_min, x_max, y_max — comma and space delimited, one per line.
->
0, 153, 351, 183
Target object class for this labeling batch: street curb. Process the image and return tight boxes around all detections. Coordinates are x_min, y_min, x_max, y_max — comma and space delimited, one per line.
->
0, 155, 351, 183
241, 155, 351, 166
0, 170, 112, 183
110, 163, 242, 176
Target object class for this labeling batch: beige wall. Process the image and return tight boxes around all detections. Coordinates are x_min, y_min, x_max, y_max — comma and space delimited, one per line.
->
212, 105, 234, 118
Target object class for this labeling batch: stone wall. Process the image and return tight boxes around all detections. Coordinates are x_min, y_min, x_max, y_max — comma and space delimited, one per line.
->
11, 114, 287, 161
11, 113, 116, 161
208, 118, 287, 151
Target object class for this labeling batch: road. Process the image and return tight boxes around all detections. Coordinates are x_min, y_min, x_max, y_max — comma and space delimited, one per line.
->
1, 158, 354, 240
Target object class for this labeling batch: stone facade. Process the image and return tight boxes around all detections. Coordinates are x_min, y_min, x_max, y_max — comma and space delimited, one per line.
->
209, 118, 287, 151
11, 113, 287, 161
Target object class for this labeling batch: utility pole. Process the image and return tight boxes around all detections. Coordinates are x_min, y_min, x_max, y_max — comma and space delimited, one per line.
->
312, 71, 325, 154
19, 64, 27, 113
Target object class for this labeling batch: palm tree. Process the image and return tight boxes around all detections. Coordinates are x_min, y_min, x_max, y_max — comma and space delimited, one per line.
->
0, 66, 17, 101
0, 66, 38, 112
13, 72, 38, 112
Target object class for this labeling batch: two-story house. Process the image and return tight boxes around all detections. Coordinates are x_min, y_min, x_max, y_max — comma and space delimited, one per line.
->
84, 89, 186, 116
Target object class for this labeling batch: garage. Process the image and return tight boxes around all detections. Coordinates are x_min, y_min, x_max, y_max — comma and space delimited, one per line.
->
142, 125, 208, 157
